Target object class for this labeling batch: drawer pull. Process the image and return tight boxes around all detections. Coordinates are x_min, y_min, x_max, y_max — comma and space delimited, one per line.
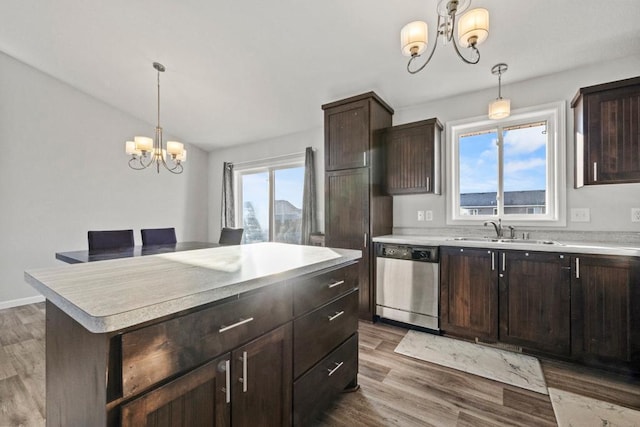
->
328, 280, 345, 289
219, 317, 254, 333
328, 311, 344, 322
327, 361, 344, 377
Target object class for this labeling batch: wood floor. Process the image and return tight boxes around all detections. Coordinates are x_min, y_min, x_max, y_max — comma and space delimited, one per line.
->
1, 303, 639, 427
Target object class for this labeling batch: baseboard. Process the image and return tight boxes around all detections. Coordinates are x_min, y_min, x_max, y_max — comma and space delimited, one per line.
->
0, 295, 45, 310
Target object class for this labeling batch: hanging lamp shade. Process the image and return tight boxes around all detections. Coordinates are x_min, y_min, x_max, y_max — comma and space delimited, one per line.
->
488, 98, 511, 120
457, 8, 489, 47
401, 21, 428, 57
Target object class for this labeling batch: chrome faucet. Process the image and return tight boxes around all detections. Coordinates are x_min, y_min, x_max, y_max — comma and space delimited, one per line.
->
484, 219, 503, 238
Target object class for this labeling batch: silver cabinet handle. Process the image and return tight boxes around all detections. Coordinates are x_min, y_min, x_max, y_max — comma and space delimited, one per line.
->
219, 317, 254, 333
363, 152, 367, 166
328, 280, 344, 289
327, 361, 344, 377
502, 253, 506, 272
426, 177, 430, 192
576, 257, 580, 279
328, 311, 344, 322
491, 252, 495, 271
364, 233, 368, 248
238, 351, 248, 392
593, 162, 598, 182
224, 360, 231, 403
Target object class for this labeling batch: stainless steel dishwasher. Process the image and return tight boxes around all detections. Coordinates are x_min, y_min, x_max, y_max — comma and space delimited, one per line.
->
375, 243, 439, 331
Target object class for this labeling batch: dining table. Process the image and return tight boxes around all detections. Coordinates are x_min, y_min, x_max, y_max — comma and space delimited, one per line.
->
55, 241, 219, 264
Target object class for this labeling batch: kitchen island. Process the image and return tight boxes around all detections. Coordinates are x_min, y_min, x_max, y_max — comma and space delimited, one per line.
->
25, 242, 361, 427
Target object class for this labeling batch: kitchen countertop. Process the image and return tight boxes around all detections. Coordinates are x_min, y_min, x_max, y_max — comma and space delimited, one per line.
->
373, 234, 640, 257
25, 242, 361, 333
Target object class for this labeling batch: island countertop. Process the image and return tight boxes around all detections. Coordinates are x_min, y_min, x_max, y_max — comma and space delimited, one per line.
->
25, 242, 361, 333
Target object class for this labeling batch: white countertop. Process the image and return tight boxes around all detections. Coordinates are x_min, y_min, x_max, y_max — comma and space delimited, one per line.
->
373, 235, 640, 257
25, 242, 361, 333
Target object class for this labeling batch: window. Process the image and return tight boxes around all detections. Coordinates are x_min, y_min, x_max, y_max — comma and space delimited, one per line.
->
235, 155, 305, 244
446, 102, 566, 225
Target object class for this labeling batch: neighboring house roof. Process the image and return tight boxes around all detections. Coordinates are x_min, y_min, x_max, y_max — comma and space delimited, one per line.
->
461, 190, 546, 206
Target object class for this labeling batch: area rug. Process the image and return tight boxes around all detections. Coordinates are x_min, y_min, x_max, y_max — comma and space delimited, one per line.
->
394, 330, 548, 394
549, 387, 640, 427
395, 330, 640, 426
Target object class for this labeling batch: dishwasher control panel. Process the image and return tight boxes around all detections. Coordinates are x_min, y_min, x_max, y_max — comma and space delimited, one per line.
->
376, 244, 439, 263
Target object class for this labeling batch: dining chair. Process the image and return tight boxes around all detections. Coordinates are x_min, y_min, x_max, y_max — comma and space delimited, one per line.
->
141, 227, 177, 246
87, 229, 134, 251
219, 227, 244, 245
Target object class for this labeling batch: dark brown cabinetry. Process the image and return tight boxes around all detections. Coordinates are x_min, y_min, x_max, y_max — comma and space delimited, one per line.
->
499, 251, 571, 355
45, 261, 359, 427
571, 254, 640, 366
383, 118, 443, 194
323, 92, 393, 320
572, 76, 640, 187
440, 247, 498, 341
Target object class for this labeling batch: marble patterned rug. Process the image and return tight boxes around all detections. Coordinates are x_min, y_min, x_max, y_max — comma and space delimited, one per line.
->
394, 330, 547, 394
395, 330, 640, 426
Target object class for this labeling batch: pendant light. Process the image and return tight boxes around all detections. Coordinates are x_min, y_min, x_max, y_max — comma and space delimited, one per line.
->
488, 63, 510, 120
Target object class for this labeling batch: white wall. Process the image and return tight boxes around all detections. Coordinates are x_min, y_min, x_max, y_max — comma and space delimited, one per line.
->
208, 128, 324, 243
391, 56, 640, 234
0, 51, 209, 307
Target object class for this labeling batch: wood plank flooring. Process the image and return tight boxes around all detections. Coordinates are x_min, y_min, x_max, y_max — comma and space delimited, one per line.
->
1, 303, 639, 426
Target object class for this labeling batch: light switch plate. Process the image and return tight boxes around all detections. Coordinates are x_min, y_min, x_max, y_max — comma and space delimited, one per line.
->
570, 208, 590, 222
425, 210, 433, 221
632, 208, 640, 222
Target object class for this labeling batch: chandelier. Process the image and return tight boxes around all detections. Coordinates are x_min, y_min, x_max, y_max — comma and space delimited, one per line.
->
401, 0, 489, 74
125, 62, 186, 174
488, 63, 510, 120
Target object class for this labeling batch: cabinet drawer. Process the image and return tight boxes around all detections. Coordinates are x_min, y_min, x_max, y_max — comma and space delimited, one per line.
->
293, 262, 358, 316
293, 289, 358, 378
121, 283, 292, 398
293, 333, 358, 427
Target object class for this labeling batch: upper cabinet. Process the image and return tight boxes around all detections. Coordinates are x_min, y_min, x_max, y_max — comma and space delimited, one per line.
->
572, 76, 640, 187
383, 118, 442, 194
323, 92, 394, 171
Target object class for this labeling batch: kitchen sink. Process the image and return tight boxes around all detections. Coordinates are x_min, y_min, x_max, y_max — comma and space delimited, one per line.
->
451, 237, 562, 245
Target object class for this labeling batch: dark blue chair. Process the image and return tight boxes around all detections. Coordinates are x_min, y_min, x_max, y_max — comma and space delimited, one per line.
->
219, 228, 243, 245
141, 228, 177, 246
88, 229, 134, 251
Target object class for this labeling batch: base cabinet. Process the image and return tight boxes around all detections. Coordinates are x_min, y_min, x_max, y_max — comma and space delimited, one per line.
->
499, 251, 571, 355
440, 247, 498, 341
440, 246, 640, 372
571, 254, 640, 366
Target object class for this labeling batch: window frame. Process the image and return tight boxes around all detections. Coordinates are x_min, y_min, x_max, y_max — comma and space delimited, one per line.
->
446, 101, 566, 226
233, 153, 305, 242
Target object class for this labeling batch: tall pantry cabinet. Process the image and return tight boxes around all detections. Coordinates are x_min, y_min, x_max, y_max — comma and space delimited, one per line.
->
322, 92, 394, 320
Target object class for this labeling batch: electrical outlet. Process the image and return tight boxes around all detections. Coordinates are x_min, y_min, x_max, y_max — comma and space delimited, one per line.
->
632, 208, 640, 223
417, 210, 425, 221
425, 210, 433, 221
570, 208, 590, 222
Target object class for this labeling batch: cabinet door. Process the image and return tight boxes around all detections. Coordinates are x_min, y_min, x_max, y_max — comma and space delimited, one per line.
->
571, 255, 640, 362
584, 83, 640, 184
385, 119, 441, 194
325, 168, 371, 318
231, 323, 292, 427
121, 354, 230, 427
324, 99, 369, 171
440, 247, 498, 341
499, 251, 571, 355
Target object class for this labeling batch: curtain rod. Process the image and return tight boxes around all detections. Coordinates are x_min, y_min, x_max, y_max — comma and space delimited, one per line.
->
230, 148, 314, 167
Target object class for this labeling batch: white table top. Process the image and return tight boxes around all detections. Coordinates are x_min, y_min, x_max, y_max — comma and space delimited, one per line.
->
25, 242, 361, 333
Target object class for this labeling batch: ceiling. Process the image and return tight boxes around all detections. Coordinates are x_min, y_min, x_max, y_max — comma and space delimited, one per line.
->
1, 0, 639, 151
